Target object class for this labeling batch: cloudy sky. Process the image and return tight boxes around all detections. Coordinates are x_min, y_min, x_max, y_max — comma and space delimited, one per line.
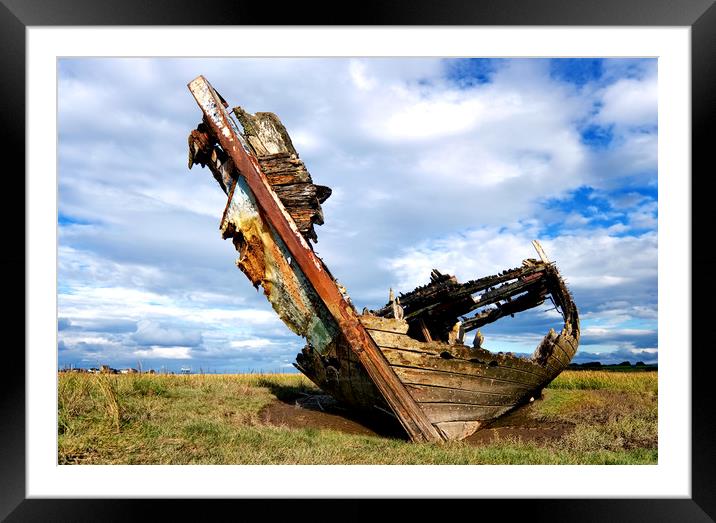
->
57, 57, 657, 373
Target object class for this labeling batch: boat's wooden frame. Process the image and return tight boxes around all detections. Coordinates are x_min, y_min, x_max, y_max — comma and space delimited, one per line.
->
187, 76, 580, 442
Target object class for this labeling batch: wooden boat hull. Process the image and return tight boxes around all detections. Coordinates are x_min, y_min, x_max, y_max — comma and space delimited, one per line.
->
187, 76, 579, 442
297, 268, 579, 440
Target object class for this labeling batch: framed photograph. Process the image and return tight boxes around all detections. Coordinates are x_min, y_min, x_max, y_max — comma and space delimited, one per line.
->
4, 0, 715, 520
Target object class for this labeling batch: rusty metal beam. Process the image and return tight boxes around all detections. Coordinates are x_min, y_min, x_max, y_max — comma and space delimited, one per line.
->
188, 76, 444, 443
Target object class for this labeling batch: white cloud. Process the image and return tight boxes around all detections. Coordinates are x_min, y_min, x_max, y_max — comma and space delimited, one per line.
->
229, 338, 274, 349
387, 228, 537, 291
59, 282, 281, 331
595, 75, 658, 128
132, 320, 202, 347
348, 60, 376, 91
134, 346, 193, 359
378, 90, 485, 141
59, 334, 115, 346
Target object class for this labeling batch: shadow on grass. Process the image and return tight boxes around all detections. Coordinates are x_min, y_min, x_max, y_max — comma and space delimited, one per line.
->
256, 377, 317, 402
256, 378, 409, 441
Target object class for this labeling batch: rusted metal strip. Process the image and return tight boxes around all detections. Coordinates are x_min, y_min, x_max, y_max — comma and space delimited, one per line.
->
188, 76, 444, 443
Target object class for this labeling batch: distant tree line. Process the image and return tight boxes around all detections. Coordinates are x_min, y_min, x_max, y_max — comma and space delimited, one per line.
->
567, 361, 657, 370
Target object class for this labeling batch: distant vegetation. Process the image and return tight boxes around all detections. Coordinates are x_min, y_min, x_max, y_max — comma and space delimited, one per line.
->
549, 369, 657, 393
58, 370, 657, 465
567, 361, 657, 372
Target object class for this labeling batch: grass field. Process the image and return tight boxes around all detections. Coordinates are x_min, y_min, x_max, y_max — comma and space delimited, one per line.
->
58, 370, 657, 465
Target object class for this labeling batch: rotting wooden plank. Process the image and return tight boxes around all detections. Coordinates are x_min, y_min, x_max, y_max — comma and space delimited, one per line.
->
336, 337, 391, 412
366, 330, 439, 351
535, 338, 567, 376
418, 318, 433, 342
233, 107, 298, 156
405, 383, 520, 406
272, 183, 322, 206
560, 335, 579, 358
400, 372, 529, 399
372, 265, 542, 318
532, 329, 567, 374
358, 315, 410, 334
341, 339, 368, 408
265, 170, 311, 186
461, 288, 547, 332
188, 76, 444, 444
387, 346, 549, 385
562, 335, 578, 353
435, 421, 482, 441
546, 336, 571, 368
556, 337, 577, 361
220, 175, 339, 353
540, 352, 566, 377
542, 338, 567, 368
382, 348, 545, 387
392, 365, 534, 395
227, 109, 330, 243
333, 341, 362, 408
368, 331, 552, 379
420, 403, 511, 424
532, 239, 551, 264
402, 270, 545, 322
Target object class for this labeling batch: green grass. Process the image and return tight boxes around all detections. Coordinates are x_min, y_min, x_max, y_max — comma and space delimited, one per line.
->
58, 370, 657, 465
549, 370, 658, 393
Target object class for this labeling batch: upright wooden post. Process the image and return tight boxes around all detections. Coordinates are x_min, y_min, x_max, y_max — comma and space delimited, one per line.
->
188, 76, 444, 443
532, 240, 551, 264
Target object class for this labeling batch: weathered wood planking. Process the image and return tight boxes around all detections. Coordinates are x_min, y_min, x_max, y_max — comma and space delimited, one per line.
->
536, 332, 579, 374
358, 315, 410, 334
189, 76, 444, 443
405, 383, 521, 406
295, 341, 389, 413
342, 338, 392, 413
222, 175, 340, 353
392, 366, 534, 396
234, 107, 331, 243
228, 103, 391, 418
232, 107, 298, 156
189, 95, 391, 421
364, 327, 556, 381
436, 421, 483, 440
381, 348, 547, 388
421, 403, 512, 424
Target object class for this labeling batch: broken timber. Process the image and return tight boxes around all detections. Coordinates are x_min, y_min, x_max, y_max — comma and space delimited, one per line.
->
186, 75, 580, 443
188, 76, 444, 443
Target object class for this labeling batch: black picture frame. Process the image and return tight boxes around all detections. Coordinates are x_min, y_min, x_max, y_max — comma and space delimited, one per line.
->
2, 1, 714, 521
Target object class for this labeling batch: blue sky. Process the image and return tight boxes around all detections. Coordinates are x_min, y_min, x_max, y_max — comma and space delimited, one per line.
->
57, 58, 658, 372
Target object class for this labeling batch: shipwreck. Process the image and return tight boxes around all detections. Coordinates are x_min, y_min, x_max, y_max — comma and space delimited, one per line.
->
186, 76, 580, 443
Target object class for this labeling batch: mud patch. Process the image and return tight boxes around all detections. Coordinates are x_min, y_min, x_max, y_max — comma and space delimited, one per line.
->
259, 394, 407, 439
260, 390, 574, 445
464, 401, 574, 446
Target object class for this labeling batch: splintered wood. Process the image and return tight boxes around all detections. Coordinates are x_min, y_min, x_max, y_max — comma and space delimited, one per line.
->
189, 111, 331, 244
233, 107, 332, 243
370, 264, 555, 344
